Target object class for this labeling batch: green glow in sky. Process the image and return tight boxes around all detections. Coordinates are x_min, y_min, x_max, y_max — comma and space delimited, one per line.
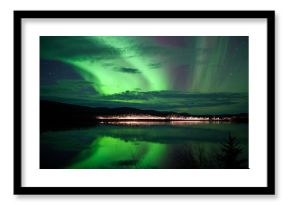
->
40, 36, 248, 114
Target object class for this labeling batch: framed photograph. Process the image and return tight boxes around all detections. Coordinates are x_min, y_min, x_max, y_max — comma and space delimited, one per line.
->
14, 10, 275, 195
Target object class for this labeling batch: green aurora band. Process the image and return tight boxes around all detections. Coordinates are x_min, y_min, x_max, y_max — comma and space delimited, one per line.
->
40, 36, 248, 115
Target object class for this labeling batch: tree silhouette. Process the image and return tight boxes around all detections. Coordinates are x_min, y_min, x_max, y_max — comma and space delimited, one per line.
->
217, 133, 245, 169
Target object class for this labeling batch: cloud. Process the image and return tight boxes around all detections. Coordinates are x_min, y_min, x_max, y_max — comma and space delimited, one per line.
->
41, 87, 248, 114
148, 63, 162, 69
115, 67, 141, 74
88, 91, 248, 114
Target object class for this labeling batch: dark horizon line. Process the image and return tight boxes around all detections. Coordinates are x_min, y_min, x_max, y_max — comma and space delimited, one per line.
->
40, 99, 249, 117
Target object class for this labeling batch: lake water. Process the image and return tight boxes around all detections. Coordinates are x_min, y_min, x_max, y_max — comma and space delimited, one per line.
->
40, 121, 248, 169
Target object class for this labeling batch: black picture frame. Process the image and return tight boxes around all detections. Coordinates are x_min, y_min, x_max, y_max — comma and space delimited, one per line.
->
14, 10, 275, 195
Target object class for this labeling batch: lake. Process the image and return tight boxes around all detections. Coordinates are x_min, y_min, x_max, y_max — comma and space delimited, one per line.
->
40, 121, 248, 169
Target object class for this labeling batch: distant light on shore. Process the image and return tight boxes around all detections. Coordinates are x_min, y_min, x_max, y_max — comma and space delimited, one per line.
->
96, 114, 232, 121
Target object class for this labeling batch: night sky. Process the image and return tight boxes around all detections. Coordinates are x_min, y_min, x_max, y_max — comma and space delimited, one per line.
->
40, 36, 248, 115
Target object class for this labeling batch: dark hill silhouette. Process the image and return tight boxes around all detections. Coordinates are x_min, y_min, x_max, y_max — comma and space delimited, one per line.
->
40, 100, 248, 132
40, 100, 179, 131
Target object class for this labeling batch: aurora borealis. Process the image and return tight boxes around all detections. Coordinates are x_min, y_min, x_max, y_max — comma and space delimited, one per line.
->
40, 36, 248, 115
40, 36, 249, 169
